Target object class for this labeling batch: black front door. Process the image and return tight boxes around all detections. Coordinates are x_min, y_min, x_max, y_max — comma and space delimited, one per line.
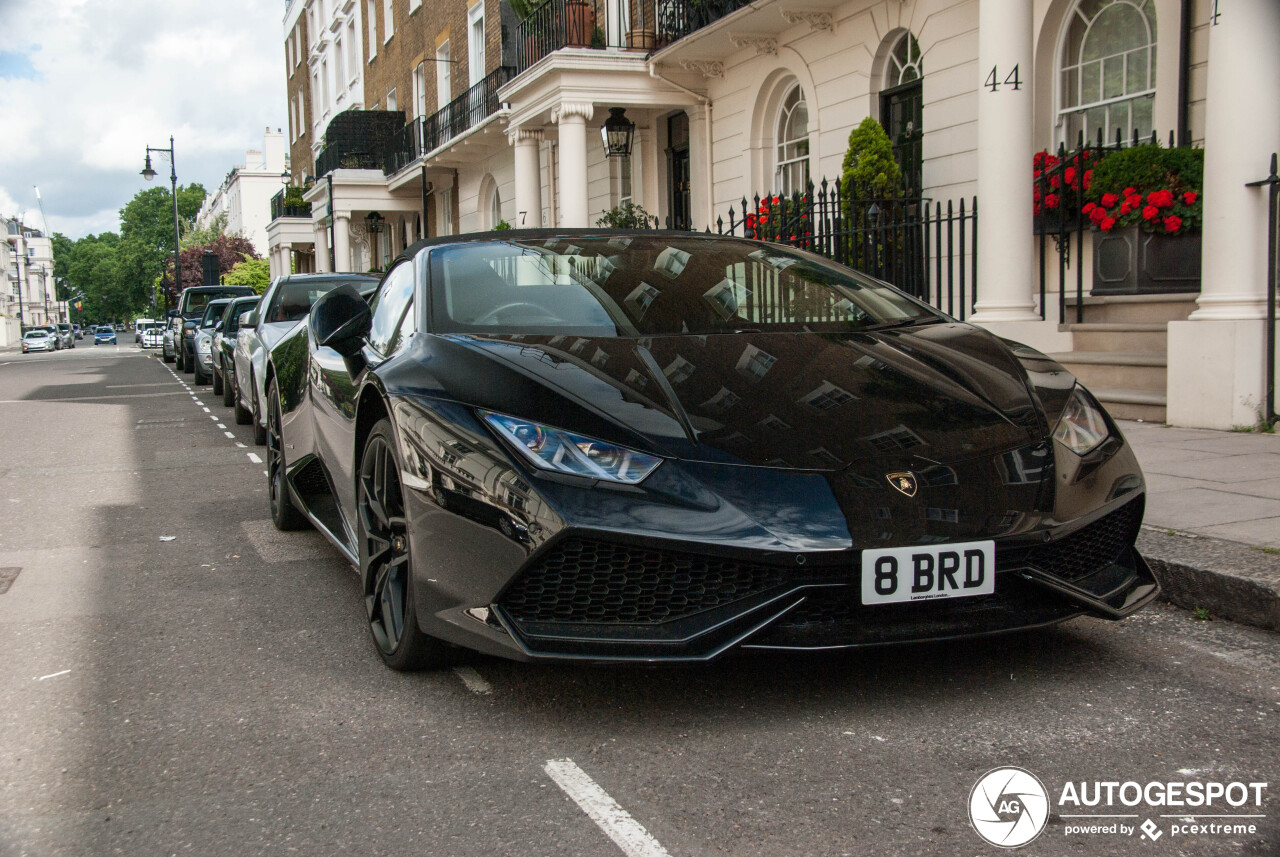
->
667, 112, 691, 230
880, 80, 923, 194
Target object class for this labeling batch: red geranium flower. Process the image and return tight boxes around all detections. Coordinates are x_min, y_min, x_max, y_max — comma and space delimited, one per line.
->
1183, 191, 1198, 205
1142, 205, 1160, 220
1120, 203, 1132, 215
1082, 202, 1097, 214
1089, 206, 1107, 225
1126, 194, 1143, 209
1163, 215, 1182, 233
1064, 167, 1077, 187
1100, 193, 1120, 208
1045, 193, 1060, 210
1100, 216, 1116, 232
1122, 187, 1136, 197
1083, 170, 1093, 190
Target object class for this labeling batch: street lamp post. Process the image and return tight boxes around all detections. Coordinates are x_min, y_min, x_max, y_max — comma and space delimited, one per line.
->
141, 136, 182, 311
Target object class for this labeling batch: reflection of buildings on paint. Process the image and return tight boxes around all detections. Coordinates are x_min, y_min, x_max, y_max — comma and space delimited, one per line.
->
265, 0, 1280, 430
2, 217, 64, 343
195, 129, 290, 256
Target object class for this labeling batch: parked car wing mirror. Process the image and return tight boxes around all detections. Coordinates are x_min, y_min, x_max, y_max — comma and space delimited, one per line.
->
244, 310, 258, 328
310, 284, 372, 357
167, 309, 179, 318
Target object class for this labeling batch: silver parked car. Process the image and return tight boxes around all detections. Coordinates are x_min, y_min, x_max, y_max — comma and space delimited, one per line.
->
56, 323, 76, 349
191, 298, 233, 386
233, 272, 378, 445
21, 329, 55, 353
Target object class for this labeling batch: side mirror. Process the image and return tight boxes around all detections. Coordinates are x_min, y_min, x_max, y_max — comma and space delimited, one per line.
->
310, 284, 372, 357
245, 310, 259, 328
167, 309, 179, 319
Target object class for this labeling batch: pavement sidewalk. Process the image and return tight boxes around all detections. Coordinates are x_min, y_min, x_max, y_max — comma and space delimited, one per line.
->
1120, 420, 1280, 632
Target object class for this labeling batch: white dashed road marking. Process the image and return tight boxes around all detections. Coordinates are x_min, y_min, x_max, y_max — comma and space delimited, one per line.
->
247, 452, 263, 464
224, 431, 236, 439
543, 759, 672, 857
37, 670, 71, 681
452, 666, 492, 694
217, 423, 226, 429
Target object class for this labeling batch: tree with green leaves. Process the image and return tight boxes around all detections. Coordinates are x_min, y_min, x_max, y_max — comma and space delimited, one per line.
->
223, 255, 272, 294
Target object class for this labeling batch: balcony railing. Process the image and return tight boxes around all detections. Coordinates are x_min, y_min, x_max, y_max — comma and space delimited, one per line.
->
513, 0, 749, 73
270, 189, 313, 220
314, 110, 407, 178
383, 67, 516, 176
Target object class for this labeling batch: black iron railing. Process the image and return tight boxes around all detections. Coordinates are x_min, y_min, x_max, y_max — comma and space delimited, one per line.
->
316, 146, 380, 176
270, 189, 312, 220
516, 0, 664, 72
654, 0, 751, 46
715, 179, 978, 320
383, 67, 516, 176
1248, 153, 1280, 427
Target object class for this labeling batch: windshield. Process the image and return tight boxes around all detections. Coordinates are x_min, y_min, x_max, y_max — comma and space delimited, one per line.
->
181, 288, 251, 315
97, 326, 113, 333
24, 331, 45, 339
428, 236, 940, 337
265, 277, 372, 324
201, 301, 230, 327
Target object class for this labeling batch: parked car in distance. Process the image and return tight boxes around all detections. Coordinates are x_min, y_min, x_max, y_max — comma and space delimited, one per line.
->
162, 326, 176, 362
137, 320, 163, 349
21, 329, 55, 353
191, 298, 233, 385
234, 272, 378, 445
73, 324, 83, 339
93, 325, 117, 345
212, 295, 260, 404
56, 323, 75, 348
38, 325, 63, 349
170, 285, 256, 374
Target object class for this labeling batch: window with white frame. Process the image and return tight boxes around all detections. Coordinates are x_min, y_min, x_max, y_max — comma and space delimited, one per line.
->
333, 35, 345, 95
440, 187, 454, 235
1058, 0, 1157, 145
386, 87, 397, 112
321, 59, 330, 113
436, 41, 452, 108
383, 0, 394, 42
367, 0, 377, 58
488, 184, 502, 228
467, 3, 486, 87
885, 31, 922, 87
775, 84, 810, 196
346, 20, 358, 81
411, 63, 425, 117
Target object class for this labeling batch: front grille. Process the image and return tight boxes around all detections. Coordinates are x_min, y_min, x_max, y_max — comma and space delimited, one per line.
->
1023, 497, 1143, 582
499, 538, 795, 624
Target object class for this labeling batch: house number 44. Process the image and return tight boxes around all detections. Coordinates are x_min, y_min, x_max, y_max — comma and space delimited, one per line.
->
984, 64, 1022, 92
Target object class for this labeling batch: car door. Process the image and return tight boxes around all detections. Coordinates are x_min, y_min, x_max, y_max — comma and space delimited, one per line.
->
311, 260, 417, 528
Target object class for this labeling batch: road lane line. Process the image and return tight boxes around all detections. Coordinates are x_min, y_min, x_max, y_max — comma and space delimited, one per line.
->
452, 666, 492, 694
37, 670, 71, 681
236, 442, 247, 448
202, 407, 210, 412
216, 423, 226, 429
247, 452, 263, 464
543, 759, 672, 857
224, 431, 236, 439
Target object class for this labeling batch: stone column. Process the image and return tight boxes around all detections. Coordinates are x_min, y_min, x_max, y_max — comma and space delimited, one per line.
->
333, 213, 351, 272
510, 128, 544, 228
313, 222, 330, 273
1168, 0, 1280, 428
687, 104, 711, 230
553, 103, 593, 228
280, 243, 292, 276
969, 0, 1038, 323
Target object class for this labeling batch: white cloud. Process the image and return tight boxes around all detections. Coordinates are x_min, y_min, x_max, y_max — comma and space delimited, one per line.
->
0, 0, 286, 238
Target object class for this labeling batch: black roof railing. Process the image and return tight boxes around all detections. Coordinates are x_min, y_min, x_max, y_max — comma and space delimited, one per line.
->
383, 67, 516, 176
270, 189, 312, 220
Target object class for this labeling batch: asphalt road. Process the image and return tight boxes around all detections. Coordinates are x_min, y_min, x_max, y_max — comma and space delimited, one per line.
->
0, 338, 1277, 857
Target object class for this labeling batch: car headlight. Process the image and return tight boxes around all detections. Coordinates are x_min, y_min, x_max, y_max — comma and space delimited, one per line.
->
196, 338, 211, 354
483, 412, 662, 485
1052, 384, 1110, 455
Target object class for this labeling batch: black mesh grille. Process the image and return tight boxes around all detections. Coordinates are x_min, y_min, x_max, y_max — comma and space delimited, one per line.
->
1023, 497, 1143, 582
292, 459, 331, 498
499, 538, 793, 624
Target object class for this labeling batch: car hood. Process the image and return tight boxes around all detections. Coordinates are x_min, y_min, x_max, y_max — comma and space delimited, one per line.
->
419, 323, 1051, 471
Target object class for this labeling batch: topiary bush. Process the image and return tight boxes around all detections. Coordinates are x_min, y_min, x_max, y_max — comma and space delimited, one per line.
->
841, 117, 903, 201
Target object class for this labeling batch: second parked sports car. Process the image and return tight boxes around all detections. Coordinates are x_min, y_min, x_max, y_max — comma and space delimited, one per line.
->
264, 230, 1157, 670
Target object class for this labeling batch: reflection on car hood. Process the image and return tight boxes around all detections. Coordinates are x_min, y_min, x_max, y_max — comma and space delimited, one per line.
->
429, 324, 1049, 471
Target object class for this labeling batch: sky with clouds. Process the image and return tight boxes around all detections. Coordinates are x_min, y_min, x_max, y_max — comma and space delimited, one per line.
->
0, 0, 286, 239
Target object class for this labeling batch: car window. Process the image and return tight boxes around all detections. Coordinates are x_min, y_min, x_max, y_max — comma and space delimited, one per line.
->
266, 278, 369, 323
367, 262, 415, 355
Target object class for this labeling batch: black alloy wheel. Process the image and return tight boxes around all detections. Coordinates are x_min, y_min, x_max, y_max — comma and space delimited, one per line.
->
212, 361, 223, 396
358, 419, 446, 670
266, 379, 308, 531
251, 382, 267, 445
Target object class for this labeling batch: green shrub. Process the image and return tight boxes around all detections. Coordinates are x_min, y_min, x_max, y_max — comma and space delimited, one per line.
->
841, 117, 902, 200
596, 202, 654, 228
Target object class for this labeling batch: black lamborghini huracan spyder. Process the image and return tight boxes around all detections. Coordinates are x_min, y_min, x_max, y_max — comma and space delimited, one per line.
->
264, 230, 1158, 669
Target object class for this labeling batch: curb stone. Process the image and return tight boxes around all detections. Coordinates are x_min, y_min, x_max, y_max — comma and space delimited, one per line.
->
1137, 527, 1280, 632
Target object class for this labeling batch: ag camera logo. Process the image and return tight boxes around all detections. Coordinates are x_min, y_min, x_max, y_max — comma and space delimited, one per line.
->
969, 766, 1050, 848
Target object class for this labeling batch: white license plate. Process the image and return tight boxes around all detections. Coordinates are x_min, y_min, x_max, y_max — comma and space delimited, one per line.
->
860, 540, 995, 605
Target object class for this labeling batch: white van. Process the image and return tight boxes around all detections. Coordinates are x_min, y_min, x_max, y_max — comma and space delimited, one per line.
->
135, 318, 162, 349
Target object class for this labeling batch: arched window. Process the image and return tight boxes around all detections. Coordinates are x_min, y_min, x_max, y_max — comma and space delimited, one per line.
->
775, 84, 810, 196
489, 186, 502, 228
1058, 0, 1157, 145
884, 32, 922, 88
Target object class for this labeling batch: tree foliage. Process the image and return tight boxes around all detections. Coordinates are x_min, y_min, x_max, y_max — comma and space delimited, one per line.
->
223, 255, 272, 293
167, 234, 259, 296
841, 117, 902, 200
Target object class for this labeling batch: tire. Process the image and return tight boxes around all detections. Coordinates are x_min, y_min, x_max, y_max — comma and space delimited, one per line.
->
193, 359, 207, 385
222, 369, 235, 407
182, 345, 194, 374
266, 378, 309, 532
163, 347, 174, 364
175, 345, 184, 371
358, 419, 449, 670
251, 381, 267, 446
212, 363, 223, 396
233, 383, 252, 424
